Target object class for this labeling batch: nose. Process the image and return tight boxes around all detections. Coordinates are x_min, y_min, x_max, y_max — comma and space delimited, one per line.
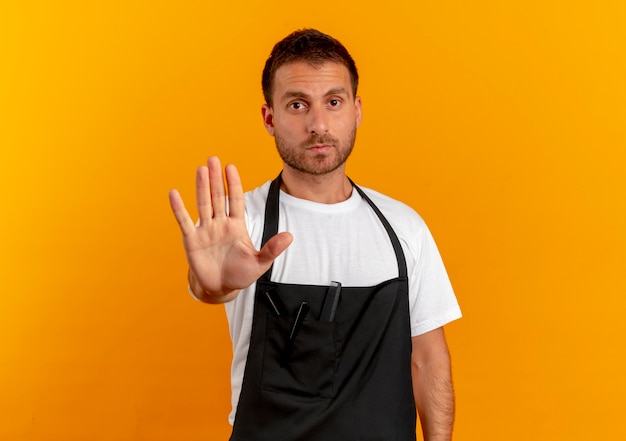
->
306, 105, 329, 134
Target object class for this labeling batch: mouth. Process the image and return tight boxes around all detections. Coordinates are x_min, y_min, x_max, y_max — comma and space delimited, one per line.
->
307, 144, 333, 154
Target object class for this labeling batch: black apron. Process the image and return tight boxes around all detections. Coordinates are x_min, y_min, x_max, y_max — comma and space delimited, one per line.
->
230, 175, 416, 441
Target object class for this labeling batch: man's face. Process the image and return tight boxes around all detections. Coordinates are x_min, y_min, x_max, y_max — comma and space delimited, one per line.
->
262, 61, 362, 176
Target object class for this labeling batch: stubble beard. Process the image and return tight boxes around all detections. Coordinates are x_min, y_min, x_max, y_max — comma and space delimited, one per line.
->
275, 128, 357, 176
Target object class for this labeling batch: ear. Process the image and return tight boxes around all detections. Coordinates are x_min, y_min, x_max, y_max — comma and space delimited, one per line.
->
354, 96, 363, 129
261, 104, 275, 136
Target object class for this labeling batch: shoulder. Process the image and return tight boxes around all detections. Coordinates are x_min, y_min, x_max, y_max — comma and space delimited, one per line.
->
242, 180, 272, 243
358, 186, 428, 234
356, 185, 437, 262
244, 180, 272, 216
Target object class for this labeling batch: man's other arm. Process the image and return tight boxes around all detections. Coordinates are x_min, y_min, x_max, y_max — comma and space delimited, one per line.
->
411, 327, 455, 441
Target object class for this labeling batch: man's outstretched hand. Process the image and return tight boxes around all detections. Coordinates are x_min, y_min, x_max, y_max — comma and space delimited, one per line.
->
169, 156, 293, 303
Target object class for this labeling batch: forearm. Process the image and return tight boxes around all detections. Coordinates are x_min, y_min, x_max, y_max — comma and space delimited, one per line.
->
188, 268, 239, 304
412, 346, 455, 441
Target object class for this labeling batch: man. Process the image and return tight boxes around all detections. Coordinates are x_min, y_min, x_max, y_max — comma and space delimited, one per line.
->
169, 29, 461, 441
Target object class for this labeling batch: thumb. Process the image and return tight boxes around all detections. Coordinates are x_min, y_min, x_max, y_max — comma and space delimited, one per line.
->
258, 232, 293, 266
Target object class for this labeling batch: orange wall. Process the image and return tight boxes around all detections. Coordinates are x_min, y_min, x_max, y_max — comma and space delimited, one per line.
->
1, 1, 625, 440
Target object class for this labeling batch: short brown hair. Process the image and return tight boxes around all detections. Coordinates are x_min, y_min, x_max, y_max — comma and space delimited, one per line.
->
262, 29, 359, 106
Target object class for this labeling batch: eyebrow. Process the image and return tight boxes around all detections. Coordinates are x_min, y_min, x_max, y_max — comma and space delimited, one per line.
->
280, 87, 350, 102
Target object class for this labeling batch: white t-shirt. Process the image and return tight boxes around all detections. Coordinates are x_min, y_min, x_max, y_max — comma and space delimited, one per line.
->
206, 181, 461, 425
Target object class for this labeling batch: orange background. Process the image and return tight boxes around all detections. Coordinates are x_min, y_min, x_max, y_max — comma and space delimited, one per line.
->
1, 1, 625, 440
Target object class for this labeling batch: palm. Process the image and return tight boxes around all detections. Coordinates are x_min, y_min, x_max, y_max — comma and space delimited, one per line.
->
169, 157, 292, 299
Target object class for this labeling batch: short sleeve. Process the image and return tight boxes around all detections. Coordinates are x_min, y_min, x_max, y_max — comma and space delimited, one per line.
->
406, 223, 462, 336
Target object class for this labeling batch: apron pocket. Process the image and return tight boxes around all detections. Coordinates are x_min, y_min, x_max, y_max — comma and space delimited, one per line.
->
261, 313, 337, 398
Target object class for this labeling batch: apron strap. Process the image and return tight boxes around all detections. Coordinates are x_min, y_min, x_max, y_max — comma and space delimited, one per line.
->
258, 173, 408, 281
350, 179, 408, 280
258, 173, 282, 283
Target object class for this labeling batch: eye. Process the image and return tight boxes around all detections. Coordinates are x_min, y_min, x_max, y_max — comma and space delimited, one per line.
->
289, 101, 305, 111
328, 98, 341, 108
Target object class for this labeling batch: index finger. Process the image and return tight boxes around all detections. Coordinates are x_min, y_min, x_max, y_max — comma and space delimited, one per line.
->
225, 163, 245, 218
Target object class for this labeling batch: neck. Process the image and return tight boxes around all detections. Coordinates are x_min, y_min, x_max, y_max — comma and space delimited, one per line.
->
280, 166, 353, 204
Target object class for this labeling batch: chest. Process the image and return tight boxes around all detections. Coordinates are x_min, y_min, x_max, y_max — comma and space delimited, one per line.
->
259, 206, 399, 286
